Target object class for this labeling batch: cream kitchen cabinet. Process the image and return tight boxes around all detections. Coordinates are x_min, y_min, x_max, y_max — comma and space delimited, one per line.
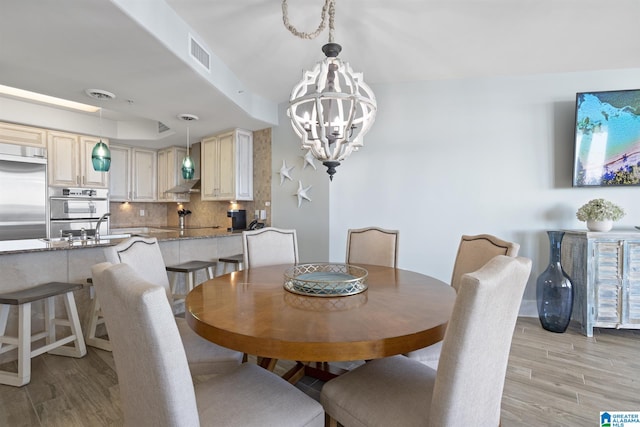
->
109, 145, 157, 201
0, 121, 47, 148
157, 146, 189, 202
561, 230, 640, 337
109, 145, 132, 201
201, 129, 253, 201
47, 131, 108, 188
132, 148, 157, 201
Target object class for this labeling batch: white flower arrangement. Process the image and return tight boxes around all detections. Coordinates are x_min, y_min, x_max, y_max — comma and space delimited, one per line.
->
575, 198, 625, 222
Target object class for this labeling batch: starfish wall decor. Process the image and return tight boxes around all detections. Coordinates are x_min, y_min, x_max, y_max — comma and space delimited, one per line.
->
279, 159, 295, 185
294, 180, 312, 208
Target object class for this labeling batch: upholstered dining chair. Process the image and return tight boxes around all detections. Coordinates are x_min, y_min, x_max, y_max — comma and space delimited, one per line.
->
92, 262, 324, 427
321, 255, 532, 427
345, 226, 399, 268
406, 233, 520, 368
100, 236, 244, 375
242, 227, 299, 268
241, 227, 299, 367
449, 234, 520, 291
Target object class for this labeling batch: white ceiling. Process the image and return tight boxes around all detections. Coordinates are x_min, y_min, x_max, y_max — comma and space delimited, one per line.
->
2, 0, 640, 148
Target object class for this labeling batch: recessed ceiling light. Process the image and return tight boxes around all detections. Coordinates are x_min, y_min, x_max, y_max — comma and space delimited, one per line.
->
0, 84, 100, 112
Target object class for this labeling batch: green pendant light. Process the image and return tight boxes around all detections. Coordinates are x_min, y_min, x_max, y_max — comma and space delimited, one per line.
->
92, 107, 111, 172
179, 114, 198, 180
92, 140, 111, 172
182, 151, 194, 179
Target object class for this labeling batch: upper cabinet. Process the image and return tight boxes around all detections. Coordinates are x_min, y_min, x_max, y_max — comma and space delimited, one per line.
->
131, 148, 157, 202
157, 146, 189, 203
201, 129, 253, 201
109, 145, 132, 201
0, 122, 47, 148
47, 131, 108, 188
109, 145, 157, 202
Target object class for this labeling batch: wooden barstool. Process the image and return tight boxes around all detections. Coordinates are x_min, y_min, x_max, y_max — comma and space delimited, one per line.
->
85, 258, 219, 351
217, 254, 244, 275
84, 277, 111, 352
166, 260, 218, 302
0, 282, 87, 386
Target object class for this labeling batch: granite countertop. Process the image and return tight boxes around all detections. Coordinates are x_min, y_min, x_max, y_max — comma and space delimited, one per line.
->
0, 226, 238, 255
142, 227, 235, 240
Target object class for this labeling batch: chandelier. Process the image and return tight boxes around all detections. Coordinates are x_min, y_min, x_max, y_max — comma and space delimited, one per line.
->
283, 0, 377, 180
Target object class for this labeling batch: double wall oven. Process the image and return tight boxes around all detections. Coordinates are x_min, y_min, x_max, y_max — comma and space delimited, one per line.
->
48, 188, 109, 238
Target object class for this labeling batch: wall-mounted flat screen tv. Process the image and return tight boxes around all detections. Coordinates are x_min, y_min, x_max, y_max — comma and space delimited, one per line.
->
573, 89, 640, 186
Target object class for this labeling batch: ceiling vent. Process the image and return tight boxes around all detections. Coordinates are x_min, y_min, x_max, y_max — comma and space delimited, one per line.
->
178, 113, 199, 122
85, 89, 116, 101
158, 121, 170, 133
189, 35, 210, 71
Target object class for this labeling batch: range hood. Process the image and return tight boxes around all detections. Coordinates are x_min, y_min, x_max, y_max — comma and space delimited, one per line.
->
165, 179, 201, 194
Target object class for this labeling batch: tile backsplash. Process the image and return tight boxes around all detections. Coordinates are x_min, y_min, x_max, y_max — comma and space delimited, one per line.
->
110, 201, 168, 228
110, 128, 272, 230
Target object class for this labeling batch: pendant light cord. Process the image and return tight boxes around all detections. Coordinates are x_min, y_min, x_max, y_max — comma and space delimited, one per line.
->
282, 0, 335, 43
99, 107, 103, 141
186, 126, 190, 156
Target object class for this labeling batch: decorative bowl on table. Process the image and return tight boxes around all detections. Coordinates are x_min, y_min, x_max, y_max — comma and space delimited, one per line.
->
283, 263, 368, 297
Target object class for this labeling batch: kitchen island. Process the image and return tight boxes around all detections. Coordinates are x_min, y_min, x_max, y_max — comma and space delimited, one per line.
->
0, 226, 236, 254
0, 227, 242, 363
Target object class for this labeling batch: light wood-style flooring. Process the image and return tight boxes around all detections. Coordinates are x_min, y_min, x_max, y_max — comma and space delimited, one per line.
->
0, 317, 638, 426
502, 317, 640, 426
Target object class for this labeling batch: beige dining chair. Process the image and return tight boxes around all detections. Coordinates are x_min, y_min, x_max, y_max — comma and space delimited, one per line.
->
242, 227, 305, 370
345, 226, 399, 268
92, 262, 324, 427
321, 255, 532, 427
242, 227, 299, 268
406, 233, 520, 368
100, 236, 244, 375
449, 234, 521, 291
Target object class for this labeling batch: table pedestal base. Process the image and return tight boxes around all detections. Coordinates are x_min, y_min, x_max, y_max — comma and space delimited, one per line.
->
257, 357, 349, 384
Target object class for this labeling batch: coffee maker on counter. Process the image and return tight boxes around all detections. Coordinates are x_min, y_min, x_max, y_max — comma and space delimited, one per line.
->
227, 209, 246, 232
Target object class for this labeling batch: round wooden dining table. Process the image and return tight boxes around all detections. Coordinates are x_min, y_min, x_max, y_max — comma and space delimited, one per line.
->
186, 263, 456, 370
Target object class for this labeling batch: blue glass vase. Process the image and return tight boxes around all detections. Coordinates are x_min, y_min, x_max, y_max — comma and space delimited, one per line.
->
536, 231, 574, 333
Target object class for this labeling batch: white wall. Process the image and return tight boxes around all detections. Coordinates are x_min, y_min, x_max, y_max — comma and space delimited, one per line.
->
273, 68, 640, 315
271, 102, 331, 263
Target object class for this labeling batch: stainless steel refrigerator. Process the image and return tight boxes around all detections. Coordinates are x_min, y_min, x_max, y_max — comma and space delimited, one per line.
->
0, 142, 47, 240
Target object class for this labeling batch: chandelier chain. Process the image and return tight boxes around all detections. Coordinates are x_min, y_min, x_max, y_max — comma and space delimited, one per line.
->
282, 0, 335, 43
